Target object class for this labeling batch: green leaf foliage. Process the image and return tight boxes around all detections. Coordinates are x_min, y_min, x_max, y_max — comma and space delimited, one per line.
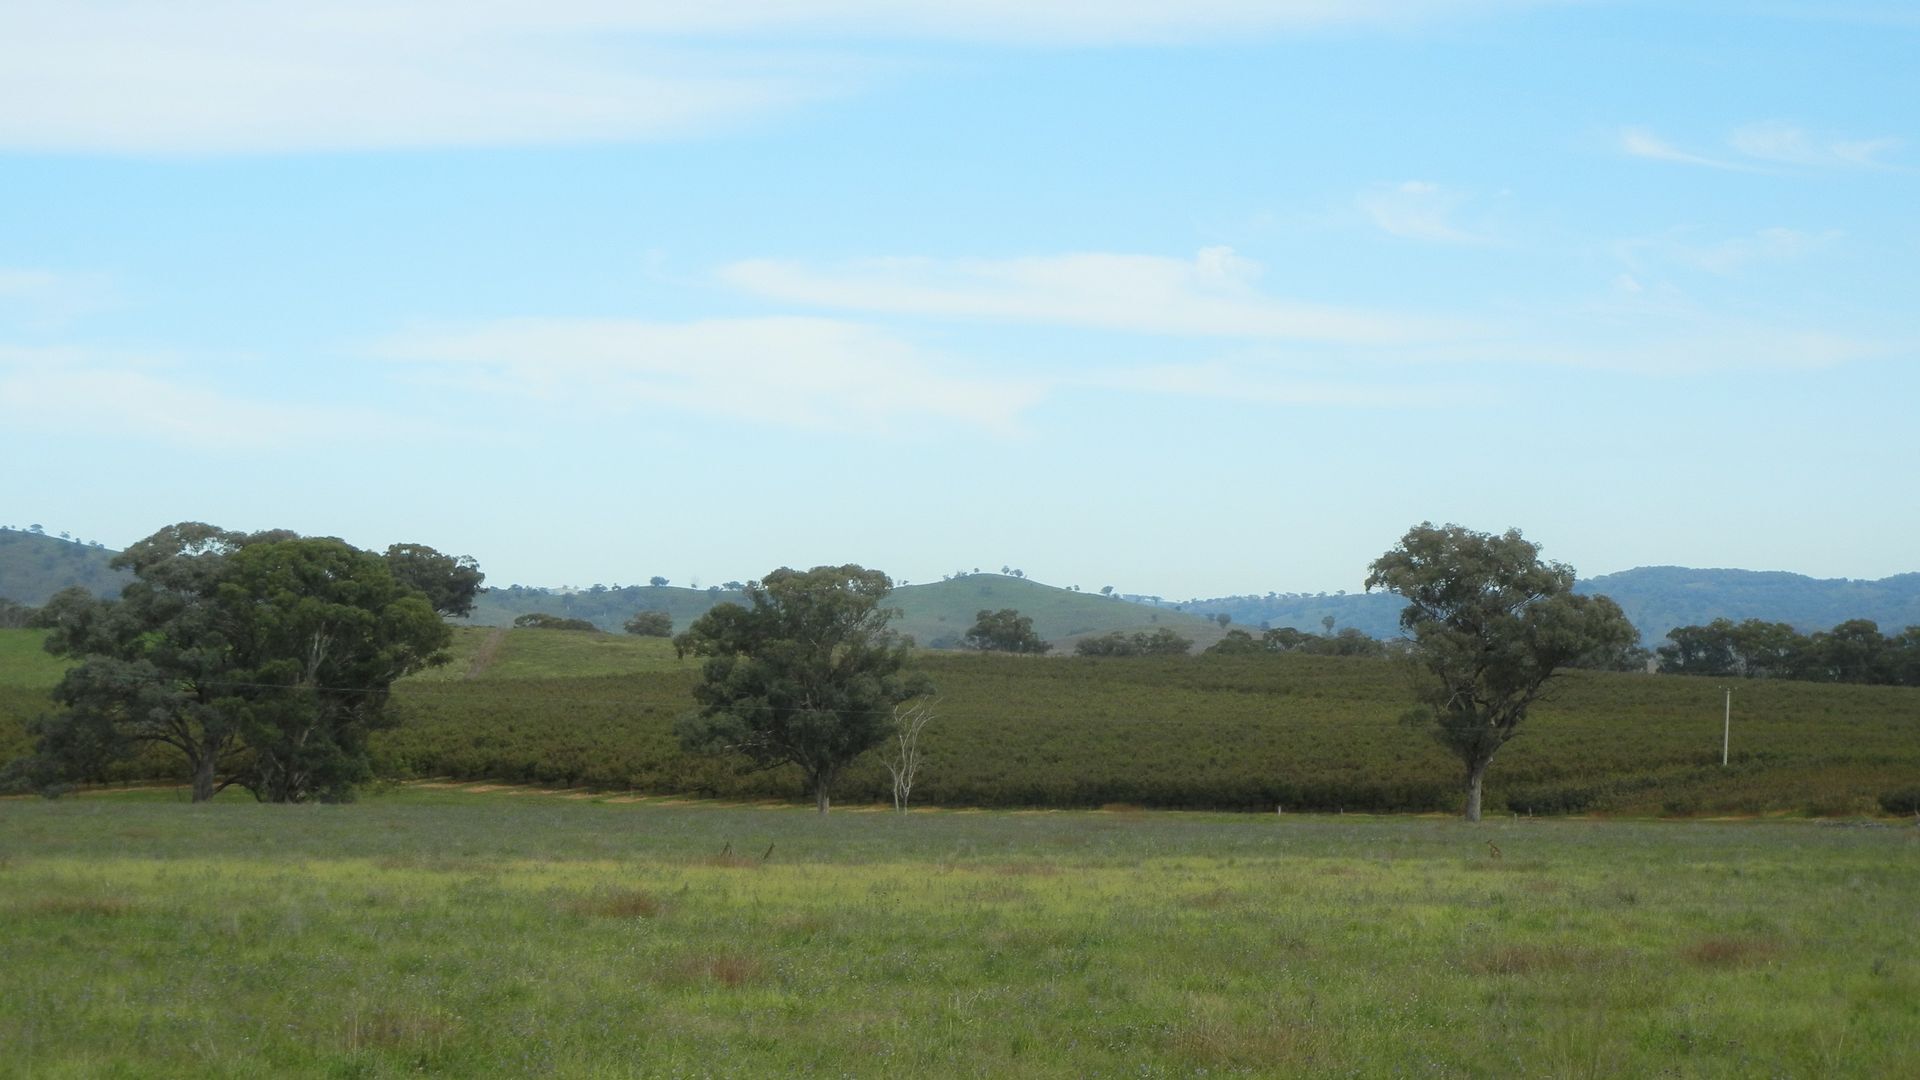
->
17, 523, 448, 802
1366, 523, 1639, 820
1074, 628, 1194, 657
514, 613, 601, 632
963, 608, 1052, 654
672, 565, 933, 812
623, 610, 673, 637
383, 543, 485, 618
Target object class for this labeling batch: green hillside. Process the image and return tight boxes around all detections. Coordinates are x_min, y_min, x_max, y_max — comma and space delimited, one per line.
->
9, 626, 1913, 817
1580, 566, 1920, 642
467, 573, 1228, 652
465, 583, 738, 635
890, 575, 1225, 651
0, 527, 129, 605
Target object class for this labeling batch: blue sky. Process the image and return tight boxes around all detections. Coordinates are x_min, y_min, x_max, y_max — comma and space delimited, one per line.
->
2, 1, 1915, 598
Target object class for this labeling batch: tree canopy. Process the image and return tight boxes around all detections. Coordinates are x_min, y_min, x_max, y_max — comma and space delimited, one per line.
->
1073, 628, 1193, 657
963, 608, 1052, 654
17, 523, 449, 802
623, 610, 674, 637
514, 613, 599, 631
1657, 616, 1919, 686
383, 543, 486, 618
1366, 523, 1637, 821
673, 565, 931, 813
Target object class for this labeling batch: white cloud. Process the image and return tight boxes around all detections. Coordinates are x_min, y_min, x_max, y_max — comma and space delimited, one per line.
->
0, 268, 112, 326
1618, 128, 1752, 171
1728, 120, 1903, 169
720, 248, 1471, 344
1668, 227, 1840, 274
1356, 180, 1486, 244
1078, 362, 1479, 408
1621, 122, 1903, 172
0, 347, 424, 448
376, 316, 1046, 433
0, 1, 1565, 153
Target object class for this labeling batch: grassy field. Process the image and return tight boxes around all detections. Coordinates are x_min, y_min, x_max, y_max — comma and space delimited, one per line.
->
1, 787, 1915, 1077
6, 627, 1919, 817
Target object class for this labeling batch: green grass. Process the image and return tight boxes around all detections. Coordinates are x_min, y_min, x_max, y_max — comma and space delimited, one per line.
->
0, 629, 66, 690
1, 789, 1915, 1076
408, 625, 685, 682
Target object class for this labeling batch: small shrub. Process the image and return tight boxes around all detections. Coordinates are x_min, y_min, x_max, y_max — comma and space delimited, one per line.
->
1877, 786, 1920, 816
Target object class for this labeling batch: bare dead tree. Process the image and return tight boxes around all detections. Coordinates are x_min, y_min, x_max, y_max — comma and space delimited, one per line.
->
884, 699, 936, 813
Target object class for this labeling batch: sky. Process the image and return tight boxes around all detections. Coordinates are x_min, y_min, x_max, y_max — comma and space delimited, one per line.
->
2, 1, 1916, 599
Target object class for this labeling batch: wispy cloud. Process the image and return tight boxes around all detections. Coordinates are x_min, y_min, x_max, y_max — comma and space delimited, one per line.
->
1355, 180, 1487, 244
1621, 122, 1904, 172
0, 1, 1566, 153
0, 268, 112, 326
376, 316, 1047, 433
0, 347, 428, 448
720, 248, 1473, 344
1076, 361, 1482, 408
1666, 227, 1841, 274
1728, 120, 1903, 168
1618, 128, 1754, 171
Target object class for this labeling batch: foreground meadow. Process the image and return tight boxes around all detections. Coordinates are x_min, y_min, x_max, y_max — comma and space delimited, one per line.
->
2, 788, 1916, 1077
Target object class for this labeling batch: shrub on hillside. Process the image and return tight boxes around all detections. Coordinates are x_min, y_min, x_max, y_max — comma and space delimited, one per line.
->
514, 613, 600, 632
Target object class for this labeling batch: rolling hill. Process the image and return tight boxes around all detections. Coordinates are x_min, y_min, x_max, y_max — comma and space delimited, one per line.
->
466, 573, 1230, 651
7, 527, 1917, 650
0, 528, 129, 605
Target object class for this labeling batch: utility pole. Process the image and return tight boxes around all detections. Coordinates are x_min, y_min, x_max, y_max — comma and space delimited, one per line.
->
1721, 687, 1732, 766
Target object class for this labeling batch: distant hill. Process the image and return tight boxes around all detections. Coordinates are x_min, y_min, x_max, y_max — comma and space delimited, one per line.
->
467, 583, 740, 633
467, 573, 1228, 651
891, 576, 1225, 651
7, 528, 1916, 649
0, 528, 129, 605
1577, 567, 1920, 643
1141, 592, 1405, 639
1182, 567, 1920, 646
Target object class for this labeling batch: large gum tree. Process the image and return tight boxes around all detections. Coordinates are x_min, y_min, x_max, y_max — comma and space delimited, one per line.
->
673, 565, 931, 814
22, 523, 449, 802
1366, 523, 1638, 822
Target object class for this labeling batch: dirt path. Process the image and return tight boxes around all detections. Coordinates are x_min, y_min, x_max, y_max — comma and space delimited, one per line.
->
465, 627, 509, 680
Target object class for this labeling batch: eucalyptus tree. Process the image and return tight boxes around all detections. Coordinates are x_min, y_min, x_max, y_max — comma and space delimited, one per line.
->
673, 565, 931, 813
1366, 523, 1637, 821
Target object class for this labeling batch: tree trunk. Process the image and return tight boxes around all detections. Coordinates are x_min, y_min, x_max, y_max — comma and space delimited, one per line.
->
191, 754, 217, 803
815, 787, 830, 815
1464, 760, 1488, 823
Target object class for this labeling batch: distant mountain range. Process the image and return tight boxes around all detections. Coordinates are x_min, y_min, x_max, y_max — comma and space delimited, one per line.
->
3, 527, 1916, 648
1159, 567, 1920, 645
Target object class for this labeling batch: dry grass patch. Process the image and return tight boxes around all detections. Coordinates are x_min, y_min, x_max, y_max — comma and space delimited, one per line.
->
1182, 886, 1242, 910
341, 1004, 460, 1054
1172, 1010, 1316, 1071
993, 861, 1061, 877
23, 896, 137, 918
1465, 944, 1613, 976
1680, 936, 1779, 968
670, 951, 767, 988
1465, 857, 1552, 873
565, 887, 664, 919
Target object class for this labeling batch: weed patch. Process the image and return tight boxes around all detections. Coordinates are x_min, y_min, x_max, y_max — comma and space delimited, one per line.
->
565, 887, 663, 919
1680, 936, 1779, 968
